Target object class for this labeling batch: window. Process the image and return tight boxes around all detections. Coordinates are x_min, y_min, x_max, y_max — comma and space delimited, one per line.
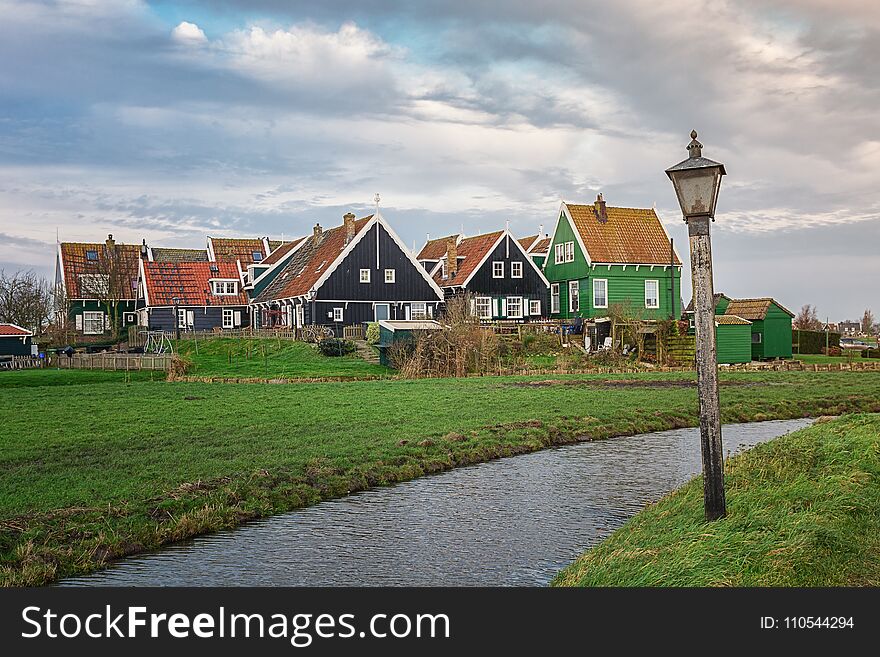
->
752, 332, 762, 344
593, 278, 607, 308
474, 297, 492, 319
507, 296, 523, 319
212, 280, 238, 295
492, 261, 504, 278
223, 308, 234, 328
511, 261, 523, 278
565, 241, 575, 262
529, 299, 541, 316
441, 260, 448, 279
568, 280, 580, 312
85, 250, 98, 261
333, 307, 344, 322
384, 268, 395, 283
82, 311, 104, 335
252, 252, 263, 262
177, 308, 187, 329
123, 312, 136, 324
551, 283, 560, 314
644, 279, 659, 309
554, 244, 564, 264
360, 269, 370, 283
411, 302, 427, 319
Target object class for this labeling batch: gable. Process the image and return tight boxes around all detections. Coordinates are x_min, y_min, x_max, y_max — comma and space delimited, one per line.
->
462, 234, 549, 295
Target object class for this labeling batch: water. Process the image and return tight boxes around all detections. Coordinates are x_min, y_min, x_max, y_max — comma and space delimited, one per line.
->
62, 418, 812, 587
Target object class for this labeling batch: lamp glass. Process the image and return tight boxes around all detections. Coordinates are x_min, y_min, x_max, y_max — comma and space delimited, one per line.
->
670, 166, 723, 218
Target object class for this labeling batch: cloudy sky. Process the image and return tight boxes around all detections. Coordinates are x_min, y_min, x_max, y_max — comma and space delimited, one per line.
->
1, 0, 877, 320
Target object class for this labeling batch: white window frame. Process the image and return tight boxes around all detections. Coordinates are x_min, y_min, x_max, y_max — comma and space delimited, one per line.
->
177, 308, 187, 329
333, 307, 344, 322
82, 311, 104, 335
360, 268, 370, 283
565, 241, 575, 262
123, 312, 136, 324
511, 261, 523, 278
410, 302, 427, 319
568, 280, 579, 313
529, 299, 541, 316
441, 259, 448, 279
507, 296, 523, 319
550, 283, 560, 314
474, 297, 492, 319
492, 261, 504, 278
384, 268, 395, 283
644, 279, 659, 309
222, 308, 234, 329
554, 244, 564, 265
211, 280, 238, 296
593, 278, 608, 309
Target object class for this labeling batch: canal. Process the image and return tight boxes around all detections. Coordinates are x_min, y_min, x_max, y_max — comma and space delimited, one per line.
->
62, 418, 812, 587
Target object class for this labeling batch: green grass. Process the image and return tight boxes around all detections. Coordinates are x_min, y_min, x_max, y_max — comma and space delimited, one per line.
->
2, 369, 880, 585
173, 337, 390, 379
793, 353, 866, 364
553, 413, 880, 586
0, 369, 157, 388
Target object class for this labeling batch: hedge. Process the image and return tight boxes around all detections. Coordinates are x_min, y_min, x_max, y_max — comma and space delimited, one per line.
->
863, 349, 880, 359
793, 329, 840, 354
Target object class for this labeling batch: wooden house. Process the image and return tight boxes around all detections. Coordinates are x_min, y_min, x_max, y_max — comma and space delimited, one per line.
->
55, 235, 141, 337
518, 231, 551, 268
714, 315, 752, 364
137, 260, 252, 332
722, 298, 793, 360
419, 228, 550, 321
251, 212, 444, 328
0, 324, 35, 357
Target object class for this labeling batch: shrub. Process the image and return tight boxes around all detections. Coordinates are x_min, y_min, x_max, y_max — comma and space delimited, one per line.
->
862, 349, 880, 359
365, 322, 380, 345
317, 338, 356, 357
793, 329, 840, 354
822, 346, 841, 357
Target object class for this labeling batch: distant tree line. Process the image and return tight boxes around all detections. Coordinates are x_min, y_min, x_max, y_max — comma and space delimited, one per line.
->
0, 269, 53, 335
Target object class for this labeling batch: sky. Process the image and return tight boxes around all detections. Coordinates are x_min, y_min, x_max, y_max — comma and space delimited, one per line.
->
0, 0, 877, 321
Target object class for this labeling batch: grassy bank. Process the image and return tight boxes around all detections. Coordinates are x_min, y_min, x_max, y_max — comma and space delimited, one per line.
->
2, 369, 880, 586
553, 413, 880, 586
173, 337, 390, 378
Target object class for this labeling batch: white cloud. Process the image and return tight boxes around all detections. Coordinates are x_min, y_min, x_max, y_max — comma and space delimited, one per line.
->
172, 21, 207, 45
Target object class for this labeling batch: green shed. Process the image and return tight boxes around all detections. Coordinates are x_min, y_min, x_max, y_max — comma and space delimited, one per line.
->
715, 315, 752, 364
376, 320, 442, 367
723, 298, 794, 360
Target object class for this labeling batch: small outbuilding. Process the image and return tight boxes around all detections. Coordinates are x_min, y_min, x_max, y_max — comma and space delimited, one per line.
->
376, 320, 442, 367
723, 298, 793, 360
715, 315, 752, 364
0, 324, 35, 357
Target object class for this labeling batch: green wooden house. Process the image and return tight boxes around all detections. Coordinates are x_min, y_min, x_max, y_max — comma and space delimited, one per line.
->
723, 298, 793, 360
715, 315, 752, 364
543, 195, 681, 321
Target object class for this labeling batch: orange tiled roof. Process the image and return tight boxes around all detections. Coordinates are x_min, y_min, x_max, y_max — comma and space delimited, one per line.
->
59, 241, 141, 300
142, 261, 249, 307
530, 236, 550, 254
565, 202, 681, 265
0, 323, 31, 336
255, 216, 373, 302
208, 237, 267, 264
261, 236, 307, 266
518, 234, 539, 251
724, 298, 794, 320
417, 234, 460, 261
432, 230, 504, 287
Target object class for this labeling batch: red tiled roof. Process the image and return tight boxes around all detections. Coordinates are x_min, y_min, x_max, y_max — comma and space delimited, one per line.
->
255, 216, 373, 302
261, 236, 307, 266
0, 323, 31, 336
142, 261, 249, 306
518, 235, 539, 251
417, 234, 460, 261
59, 241, 141, 299
565, 202, 681, 265
208, 238, 267, 264
432, 230, 504, 287
530, 236, 550, 254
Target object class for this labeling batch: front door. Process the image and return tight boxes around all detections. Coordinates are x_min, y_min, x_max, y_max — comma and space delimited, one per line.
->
374, 303, 390, 321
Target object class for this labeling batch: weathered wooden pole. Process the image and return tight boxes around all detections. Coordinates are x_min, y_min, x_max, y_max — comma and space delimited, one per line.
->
666, 130, 728, 521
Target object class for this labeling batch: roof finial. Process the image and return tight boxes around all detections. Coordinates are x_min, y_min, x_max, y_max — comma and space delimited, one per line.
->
374, 193, 381, 213
687, 130, 702, 158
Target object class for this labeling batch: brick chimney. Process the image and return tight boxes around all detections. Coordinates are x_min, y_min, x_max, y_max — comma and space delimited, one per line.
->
343, 212, 356, 244
313, 223, 323, 241
594, 193, 607, 223
106, 234, 115, 249
140, 238, 148, 258
446, 238, 458, 278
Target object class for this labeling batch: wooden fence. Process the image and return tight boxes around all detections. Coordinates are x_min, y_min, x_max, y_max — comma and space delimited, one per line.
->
51, 353, 173, 371
0, 356, 44, 370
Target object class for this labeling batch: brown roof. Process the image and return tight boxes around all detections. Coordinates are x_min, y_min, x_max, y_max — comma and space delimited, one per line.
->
267, 240, 286, 251
432, 231, 504, 287
142, 261, 249, 307
530, 236, 550, 254
150, 247, 209, 262
59, 241, 141, 299
565, 202, 680, 265
261, 236, 307, 266
417, 234, 460, 261
0, 323, 31, 336
519, 235, 539, 251
716, 314, 751, 326
686, 292, 730, 313
208, 237, 267, 264
255, 216, 373, 302
724, 298, 794, 320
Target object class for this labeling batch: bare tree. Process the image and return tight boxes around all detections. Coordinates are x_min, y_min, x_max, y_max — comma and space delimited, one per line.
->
862, 309, 875, 336
75, 237, 139, 340
794, 304, 822, 330
0, 269, 53, 334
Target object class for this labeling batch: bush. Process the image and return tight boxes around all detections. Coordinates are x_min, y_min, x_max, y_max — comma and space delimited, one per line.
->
365, 322, 380, 345
317, 338, 356, 357
862, 349, 880, 359
793, 329, 840, 354
822, 346, 841, 356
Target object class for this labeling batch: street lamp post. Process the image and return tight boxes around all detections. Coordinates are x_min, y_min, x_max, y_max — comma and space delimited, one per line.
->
666, 130, 727, 521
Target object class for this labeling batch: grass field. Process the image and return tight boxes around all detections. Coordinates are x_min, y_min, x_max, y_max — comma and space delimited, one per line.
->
2, 368, 880, 585
173, 337, 390, 378
553, 413, 880, 586
793, 353, 867, 364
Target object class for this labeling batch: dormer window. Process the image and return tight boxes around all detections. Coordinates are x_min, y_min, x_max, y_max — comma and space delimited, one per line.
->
252, 251, 263, 262
441, 259, 448, 279
211, 280, 238, 295
86, 250, 98, 261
